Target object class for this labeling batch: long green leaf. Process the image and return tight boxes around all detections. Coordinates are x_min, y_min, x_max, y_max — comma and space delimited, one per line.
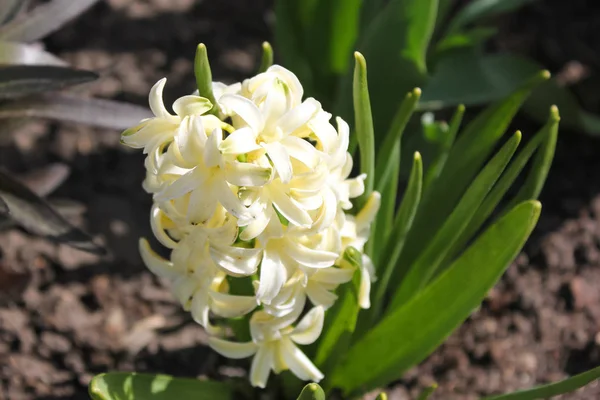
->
389, 132, 521, 310
374, 88, 421, 194
442, 106, 559, 268
371, 152, 423, 322
353, 52, 375, 207
422, 105, 465, 192
331, 200, 541, 395
483, 365, 600, 400
0, 41, 66, 66
314, 248, 361, 382
258, 41, 273, 73
194, 44, 218, 115
0, 0, 99, 42
394, 70, 547, 290
0, 93, 152, 129
0, 65, 97, 99
446, 0, 536, 34
89, 373, 234, 400
336, 0, 438, 142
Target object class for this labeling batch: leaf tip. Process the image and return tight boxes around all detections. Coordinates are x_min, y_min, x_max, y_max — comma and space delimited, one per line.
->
414, 151, 422, 162
550, 105, 561, 122
541, 69, 551, 80
457, 104, 466, 113
513, 130, 523, 143
354, 51, 367, 68
412, 87, 422, 98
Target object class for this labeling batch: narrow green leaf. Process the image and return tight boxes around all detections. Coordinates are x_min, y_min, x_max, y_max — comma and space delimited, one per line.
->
371, 152, 423, 322
422, 105, 465, 193
0, 93, 152, 129
417, 384, 437, 400
89, 373, 234, 400
194, 44, 218, 115
446, 0, 536, 34
0, 168, 105, 255
0, 0, 99, 42
0, 41, 65, 66
296, 383, 326, 400
483, 365, 600, 400
434, 27, 497, 55
0, 65, 97, 99
353, 52, 375, 205
374, 88, 421, 194
394, 70, 548, 290
314, 247, 361, 380
258, 41, 273, 73
336, 0, 438, 143
331, 200, 541, 394
389, 132, 521, 310
442, 106, 559, 268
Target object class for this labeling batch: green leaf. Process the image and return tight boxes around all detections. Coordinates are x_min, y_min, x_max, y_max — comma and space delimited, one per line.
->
422, 105, 465, 192
0, 65, 97, 99
375, 392, 388, 400
374, 88, 421, 194
371, 152, 423, 322
89, 372, 234, 400
483, 365, 600, 400
434, 27, 497, 55
443, 106, 559, 267
0, 93, 152, 129
336, 0, 438, 142
258, 41, 273, 73
0, 41, 66, 66
353, 52, 375, 207
394, 70, 547, 292
389, 132, 521, 310
194, 44, 218, 115
314, 247, 361, 381
331, 200, 541, 395
0, 0, 99, 42
420, 50, 539, 110
446, 0, 536, 33
296, 383, 326, 400
0, 168, 105, 254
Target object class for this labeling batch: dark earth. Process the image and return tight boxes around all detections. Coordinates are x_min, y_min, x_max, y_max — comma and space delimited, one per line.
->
2, 0, 600, 399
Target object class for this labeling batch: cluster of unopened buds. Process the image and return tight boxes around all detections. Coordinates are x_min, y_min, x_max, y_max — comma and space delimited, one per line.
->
122, 62, 380, 388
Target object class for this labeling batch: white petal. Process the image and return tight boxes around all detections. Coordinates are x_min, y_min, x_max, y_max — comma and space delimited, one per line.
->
286, 239, 338, 269
190, 290, 210, 327
306, 282, 338, 309
267, 65, 303, 105
220, 94, 264, 132
264, 142, 292, 184
359, 260, 373, 309
308, 112, 337, 152
270, 186, 312, 228
172, 95, 213, 116
219, 127, 261, 154
250, 345, 273, 388
291, 306, 324, 345
280, 338, 323, 382
214, 179, 249, 219
172, 275, 197, 310
225, 162, 272, 187
174, 116, 203, 166
154, 168, 203, 202
239, 212, 270, 241
210, 291, 257, 318
278, 98, 320, 134
139, 238, 179, 280
187, 187, 217, 225
281, 136, 321, 168
208, 337, 257, 359
347, 174, 366, 199
312, 267, 355, 284
204, 128, 223, 168
150, 205, 178, 249
356, 191, 381, 231
209, 244, 262, 276
149, 78, 171, 118
256, 248, 287, 304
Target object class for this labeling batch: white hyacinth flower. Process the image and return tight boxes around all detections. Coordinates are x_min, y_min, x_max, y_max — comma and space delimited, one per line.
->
208, 306, 325, 388
123, 59, 380, 388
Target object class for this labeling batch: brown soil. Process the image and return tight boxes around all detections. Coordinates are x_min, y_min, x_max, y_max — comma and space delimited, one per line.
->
1, 1, 600, 399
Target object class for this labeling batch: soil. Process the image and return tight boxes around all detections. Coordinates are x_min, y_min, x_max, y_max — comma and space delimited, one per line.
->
1, 1, 600, 399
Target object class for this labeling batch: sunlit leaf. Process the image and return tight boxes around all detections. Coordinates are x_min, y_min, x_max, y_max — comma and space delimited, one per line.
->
258, 41, 273, 73
331, 201, 541, 394
0, 93, 152, 129
389, 132, 521, 310
0, 0, 99, 42
0, 65, 97, 99
0, 168, 104, 254
89, 373, 234, 400
446, 0, 536, 33
483, 365, 600, 399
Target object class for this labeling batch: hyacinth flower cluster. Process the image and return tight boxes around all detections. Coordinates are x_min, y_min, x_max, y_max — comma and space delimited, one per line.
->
121, 59, 380, 388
